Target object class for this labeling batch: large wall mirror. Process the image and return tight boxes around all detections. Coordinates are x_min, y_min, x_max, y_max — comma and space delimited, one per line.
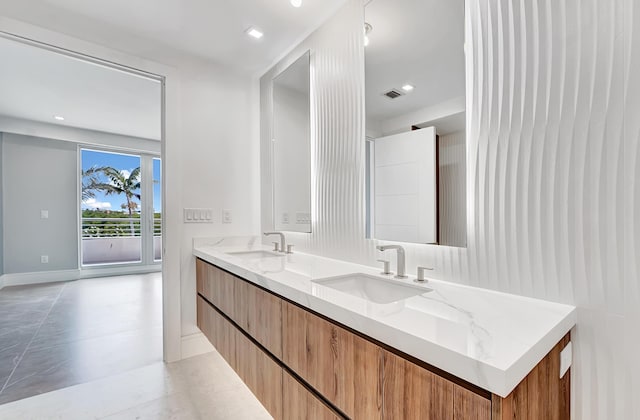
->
272, 51, 312, 233
365, 0, 466, 247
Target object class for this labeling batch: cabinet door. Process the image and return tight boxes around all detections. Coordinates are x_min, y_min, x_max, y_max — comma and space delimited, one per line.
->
235, 277, 283, 359
282, 301, 383, 419
283, 370, 344, 420
382, 349, 455, 419
235, 329, 283, 419
453, 386, 491, 420
196, 295, 236, 367
197, 262, 236, 320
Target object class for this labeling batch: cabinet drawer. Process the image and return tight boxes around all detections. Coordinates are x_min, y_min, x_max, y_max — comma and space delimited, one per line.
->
282, 301, 383, 419
235, 276, 283, 359
197, 295, 283, 419
196, 259, 236, 320
283, 370, 345, 420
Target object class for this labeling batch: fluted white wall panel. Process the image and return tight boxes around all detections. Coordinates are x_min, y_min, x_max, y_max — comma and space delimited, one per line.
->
261, 0, 637, 417
438, 130, 467, 247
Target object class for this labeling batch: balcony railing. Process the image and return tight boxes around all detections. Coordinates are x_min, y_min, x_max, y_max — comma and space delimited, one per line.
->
81, 217, 162, 265
81, 217, 162, 238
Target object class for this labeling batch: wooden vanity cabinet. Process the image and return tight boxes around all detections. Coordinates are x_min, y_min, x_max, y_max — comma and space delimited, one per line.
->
196, 259, 570, 420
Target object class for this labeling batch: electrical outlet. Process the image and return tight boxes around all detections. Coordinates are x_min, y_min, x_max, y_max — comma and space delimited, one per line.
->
559, 341, 572, 378
282, 212, 290, 224
41, 255, 49, 264
296, 212, 311, 224
222, 209, 232, 224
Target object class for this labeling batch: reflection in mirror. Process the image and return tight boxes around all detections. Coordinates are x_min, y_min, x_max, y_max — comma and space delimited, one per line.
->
365, 0, 466, 247
272, 51, 312, 233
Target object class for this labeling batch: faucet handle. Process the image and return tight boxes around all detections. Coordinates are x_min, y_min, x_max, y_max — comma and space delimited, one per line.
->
378, 259, 392, 275
416, 266, 434, 282
272, 242, 280, 252
286, 244, 294, 254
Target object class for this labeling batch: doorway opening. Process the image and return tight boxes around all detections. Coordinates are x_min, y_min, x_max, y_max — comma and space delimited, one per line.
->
80, 149, 162, 267
0, 31, 167, 404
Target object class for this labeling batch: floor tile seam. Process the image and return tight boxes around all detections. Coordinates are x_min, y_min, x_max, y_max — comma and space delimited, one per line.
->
26, 323, 164, 352
0, 282, 68, 395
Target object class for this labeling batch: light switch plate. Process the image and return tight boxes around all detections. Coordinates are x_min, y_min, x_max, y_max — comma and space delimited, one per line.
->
560, 341, 572, 378
41, 210, 49, 219
222, 209, 232, 224
184, 208, 214, 223
282, 212, 289, 224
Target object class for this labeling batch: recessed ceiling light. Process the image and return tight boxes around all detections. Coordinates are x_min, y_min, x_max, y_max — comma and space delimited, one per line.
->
290, 0, 302, 7
53, 115, 65, 121
401, 84, 415, 92
246, 27, 264, 39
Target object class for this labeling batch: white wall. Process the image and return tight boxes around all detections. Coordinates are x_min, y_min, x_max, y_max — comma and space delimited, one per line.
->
260, 0, 638, 418
2, 133, 78, 273
178, 61, 260, 339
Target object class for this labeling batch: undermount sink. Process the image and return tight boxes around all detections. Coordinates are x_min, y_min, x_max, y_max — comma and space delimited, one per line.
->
227, 250, 283, 259
313, 273, 431, 304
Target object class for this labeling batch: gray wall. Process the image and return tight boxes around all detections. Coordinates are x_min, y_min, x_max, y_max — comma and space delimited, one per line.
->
2, 133, 78, 273
0, 133, 3, 275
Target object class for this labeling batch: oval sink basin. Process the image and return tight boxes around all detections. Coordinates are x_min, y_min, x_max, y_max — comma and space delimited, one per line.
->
313, 273, 431, 304
227, 250, 283, 259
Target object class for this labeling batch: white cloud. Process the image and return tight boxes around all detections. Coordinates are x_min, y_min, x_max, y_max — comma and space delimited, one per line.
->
83, 198, 112, 209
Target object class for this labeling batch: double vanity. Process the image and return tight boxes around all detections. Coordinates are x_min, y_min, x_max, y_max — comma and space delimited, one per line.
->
193, 237, 576, 419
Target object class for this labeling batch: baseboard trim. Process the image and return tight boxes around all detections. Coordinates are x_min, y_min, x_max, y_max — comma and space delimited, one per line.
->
80, 264, 161, 279
0, 269, 81, 289
181, 332, 214, 360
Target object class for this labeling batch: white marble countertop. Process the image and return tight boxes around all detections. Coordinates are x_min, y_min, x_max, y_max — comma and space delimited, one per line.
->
193, 237, 576, 397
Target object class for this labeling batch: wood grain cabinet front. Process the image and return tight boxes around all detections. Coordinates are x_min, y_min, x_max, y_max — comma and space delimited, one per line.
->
234, 278, 283, 359
283, 371, 345, 420
382, 349, 490, 419
196, 259, 235, 320
282, 301, 383, 419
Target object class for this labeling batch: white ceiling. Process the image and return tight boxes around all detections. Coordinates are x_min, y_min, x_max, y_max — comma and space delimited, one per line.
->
0, 37, 162, 140
0, 0, 348, 74
365, 0, 465, 124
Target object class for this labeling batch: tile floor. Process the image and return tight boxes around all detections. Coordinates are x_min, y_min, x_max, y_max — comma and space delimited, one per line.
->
0, 351, 272, 419
0, 273, 163, 405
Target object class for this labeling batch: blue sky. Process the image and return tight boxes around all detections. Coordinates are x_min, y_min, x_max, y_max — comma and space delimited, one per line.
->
82, 149, 161, 213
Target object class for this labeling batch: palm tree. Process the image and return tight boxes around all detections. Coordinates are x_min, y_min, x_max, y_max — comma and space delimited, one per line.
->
93, 167, 141, 235
81, 166, 109, 202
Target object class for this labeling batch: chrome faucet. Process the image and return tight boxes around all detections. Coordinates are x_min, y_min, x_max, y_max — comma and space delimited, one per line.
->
376, 245, 407, 278
264, 231, 286, 253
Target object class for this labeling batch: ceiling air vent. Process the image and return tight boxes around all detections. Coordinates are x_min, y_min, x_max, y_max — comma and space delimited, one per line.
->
383, 89, 404, 99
